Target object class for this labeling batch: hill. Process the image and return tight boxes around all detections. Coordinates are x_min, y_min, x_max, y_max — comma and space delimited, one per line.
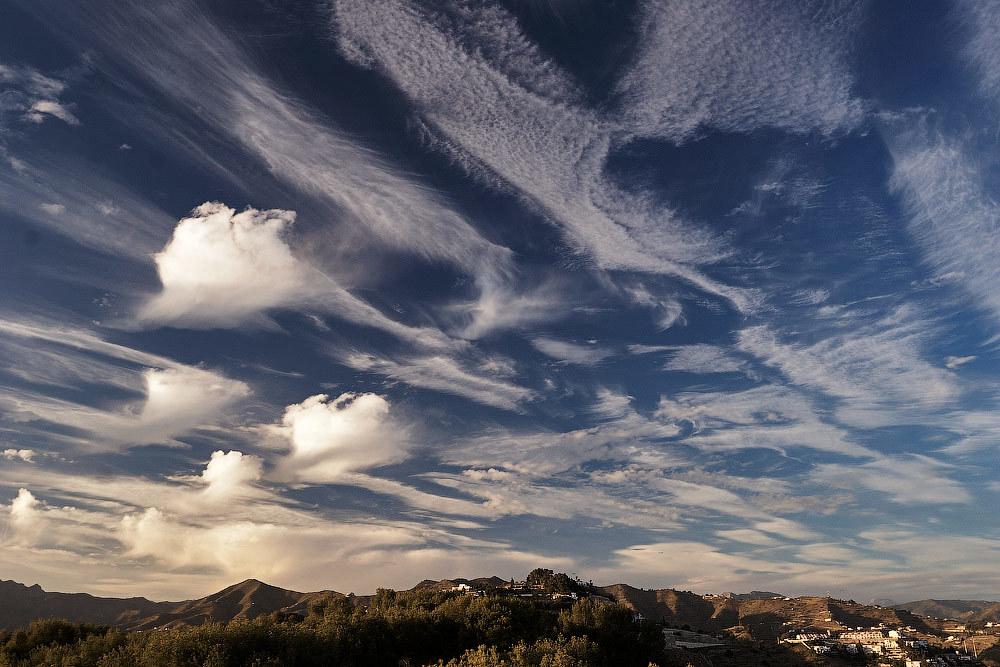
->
599, 585, 938, 641
0, 580, 173, 630
0, 579, 342, 631
894, 598, 1000, 623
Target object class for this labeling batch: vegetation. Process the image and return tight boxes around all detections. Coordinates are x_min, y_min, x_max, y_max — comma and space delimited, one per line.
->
0, 585, 667, 667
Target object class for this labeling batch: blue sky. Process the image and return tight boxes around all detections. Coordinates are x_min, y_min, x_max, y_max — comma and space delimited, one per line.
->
1, 0, 999, 602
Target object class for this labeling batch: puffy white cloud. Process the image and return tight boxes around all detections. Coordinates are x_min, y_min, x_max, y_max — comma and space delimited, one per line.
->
10, 488, 38, 529
137, 202, 458, 349
139, 203, 313, 328
272, 393, 407, 483
200, 450, 264, 502
2, 449, 36, 463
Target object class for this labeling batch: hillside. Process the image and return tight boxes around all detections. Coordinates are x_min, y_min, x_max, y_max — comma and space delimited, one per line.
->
0, 575, 979, 642
600, 586, 939, 641
0, 579, 341, 631
0, 580, 173, 630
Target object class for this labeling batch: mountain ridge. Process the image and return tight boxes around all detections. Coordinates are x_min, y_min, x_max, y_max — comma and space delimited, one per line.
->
5, 577, 1000, 635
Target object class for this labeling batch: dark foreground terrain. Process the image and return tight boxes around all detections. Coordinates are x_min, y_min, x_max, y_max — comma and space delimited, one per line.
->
1, 570, 997, 666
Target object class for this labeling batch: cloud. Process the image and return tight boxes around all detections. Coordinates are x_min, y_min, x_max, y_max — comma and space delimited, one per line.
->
957, 0, 1000, 104
38, 202, 65, 215
737, 307, 959, 428
813, 455, 972, 505
138, 203, 313, 328
531, 338, 612, 365
618, 0, 866, 141
945, 355, 976, 369
7, 488, 41, 544
2, 449, 36, 463
888, 132, 1000, 329
332, 0, 758, 313
0, 153, 176, 260
657, 384, 873, 457
659, 344, 749, 375
136, 202, 457, 348
26, 99, 79, 125
0, 318, 250, 450
24, 1, 513, 290
338, 351, 533, 411
0, 457, 565, 599
0, 63, 78, 127
200, 451, 264, 502
270, 393, 407, 483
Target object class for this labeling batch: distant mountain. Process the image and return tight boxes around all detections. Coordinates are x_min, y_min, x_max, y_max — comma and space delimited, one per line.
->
0, 580, 173, 630
3, 576, 989, 639
894, 599, 1000, 623
0, 579, 341, 631
600, 584, 936, 641
127, 579, 342, 630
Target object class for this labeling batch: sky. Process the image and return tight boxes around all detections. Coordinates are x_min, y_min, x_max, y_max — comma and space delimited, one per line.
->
1, 0, 999, 603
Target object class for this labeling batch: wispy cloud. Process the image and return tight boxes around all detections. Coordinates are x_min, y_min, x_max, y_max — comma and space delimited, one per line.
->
337, 350, 533, 411
737, 305, 959, 428
0, 317, 248, 450
888, 130, 1000, 329
23, 1, 513, 288
531, 337, 612, 365
813, 455, 972, 504
332, 0, 758, 312
0, 63, 79, 127
618, 0, 866, 141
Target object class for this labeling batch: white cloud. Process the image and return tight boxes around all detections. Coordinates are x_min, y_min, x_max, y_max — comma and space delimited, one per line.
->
139, 203, 312, 328
0, 153, 175, 260
271, 393, 407, 483
531, 337, 612, 365
38, 202, 65, 215
8, 488, 41, 544
33, 3, 513, 291
339, 351, 533, 411
957, 0, 1000, 104
332, 0, 758, 313
660, 344, 749, 375
618, 0, 866, 141
657, 384, 873, 457
137, 202, 457, 349
2, 449, 36, 463
26, 99, 79, 125
812, 455, 972, 505
0, 63, 78, 127
888, 132, 1000, 329
737, 307, 959, 428
945, 355, 976, 369
0, 320, 250, 450
200, 450, 264, 502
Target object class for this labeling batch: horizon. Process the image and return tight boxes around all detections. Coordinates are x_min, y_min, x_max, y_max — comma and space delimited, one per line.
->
3, 0, 1000, 604
7, 573, 1000, 608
